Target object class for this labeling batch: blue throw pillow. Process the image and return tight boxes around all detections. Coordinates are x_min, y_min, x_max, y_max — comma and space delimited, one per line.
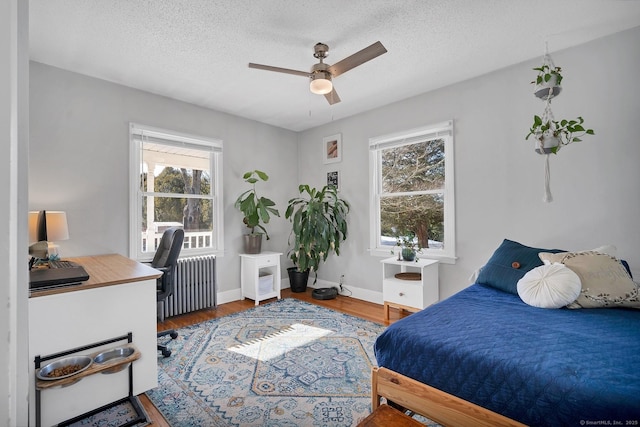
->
476, 239, 565, 295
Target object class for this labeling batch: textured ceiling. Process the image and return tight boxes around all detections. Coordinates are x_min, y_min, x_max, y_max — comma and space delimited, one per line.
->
29, 0, 640, 132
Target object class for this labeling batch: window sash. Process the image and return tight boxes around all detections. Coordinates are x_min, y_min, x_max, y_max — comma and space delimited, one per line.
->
369, 121, 456, 263
129, 123, 224, 261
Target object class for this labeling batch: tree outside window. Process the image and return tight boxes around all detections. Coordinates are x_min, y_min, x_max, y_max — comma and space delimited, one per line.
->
130, 124, 223, 259
369, 121, 455, 262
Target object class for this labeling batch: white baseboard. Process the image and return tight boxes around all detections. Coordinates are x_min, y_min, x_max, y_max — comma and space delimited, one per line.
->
216, 279, 383, 306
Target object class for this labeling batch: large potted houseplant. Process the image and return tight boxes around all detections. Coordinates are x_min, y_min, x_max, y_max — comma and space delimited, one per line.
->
285, 184, 350, 292
234, 170, 280, 254
525, 115, 594, 154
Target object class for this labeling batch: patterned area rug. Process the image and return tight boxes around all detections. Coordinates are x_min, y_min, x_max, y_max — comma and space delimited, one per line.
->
67, 396, 149, 427
146, 298, 395, 426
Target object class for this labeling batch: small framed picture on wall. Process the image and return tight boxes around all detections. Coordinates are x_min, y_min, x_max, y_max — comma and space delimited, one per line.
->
327, 170, 339, 191
323, 133, 342, 164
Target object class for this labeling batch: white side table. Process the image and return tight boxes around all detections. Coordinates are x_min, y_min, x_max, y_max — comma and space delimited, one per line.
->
240, 251, 282, 305
380, 257, 439, 321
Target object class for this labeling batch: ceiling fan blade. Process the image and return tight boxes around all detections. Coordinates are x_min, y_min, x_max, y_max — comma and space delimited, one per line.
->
324, 88, 341, 105
327, 41, 387, 77
248, 63, 310, 77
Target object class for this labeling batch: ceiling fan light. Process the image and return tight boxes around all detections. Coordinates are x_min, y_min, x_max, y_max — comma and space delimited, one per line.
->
310, 74, 333, 95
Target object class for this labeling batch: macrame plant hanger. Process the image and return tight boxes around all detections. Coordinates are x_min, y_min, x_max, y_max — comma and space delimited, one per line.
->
535, 42, 560, 203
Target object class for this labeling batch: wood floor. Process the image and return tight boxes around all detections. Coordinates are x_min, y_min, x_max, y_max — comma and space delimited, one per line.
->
141, 288, 411, 426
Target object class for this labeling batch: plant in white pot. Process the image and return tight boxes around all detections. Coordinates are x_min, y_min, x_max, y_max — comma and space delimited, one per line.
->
285, 184, 350, 292
532, 64, 563, 100
525, 115, 595, 154
234, 170, 280, 254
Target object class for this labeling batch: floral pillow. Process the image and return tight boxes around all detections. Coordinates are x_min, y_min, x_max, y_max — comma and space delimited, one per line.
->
538, 251, 639, 309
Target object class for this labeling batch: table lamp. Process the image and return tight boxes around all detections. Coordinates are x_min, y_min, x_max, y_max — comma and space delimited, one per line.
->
28, 210, 69, 260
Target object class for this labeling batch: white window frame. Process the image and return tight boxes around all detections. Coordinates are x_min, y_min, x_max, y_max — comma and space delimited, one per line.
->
129, 123, 224, 261
368, 120, 456, 264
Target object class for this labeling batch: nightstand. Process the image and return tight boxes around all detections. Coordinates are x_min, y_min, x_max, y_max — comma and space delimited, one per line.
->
240, 252, 282, 305
381, 257, 439, 320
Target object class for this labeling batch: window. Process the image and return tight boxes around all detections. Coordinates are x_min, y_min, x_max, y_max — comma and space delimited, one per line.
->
369, 121, 456, 263
129, 123, 223, 260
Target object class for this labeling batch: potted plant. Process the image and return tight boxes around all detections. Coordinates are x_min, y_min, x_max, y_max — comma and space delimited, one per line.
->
525, 115, 595, 154
234, 170, 280, 254
285, 184, 350, 292
532, 64, 563, 100
393, 232, 422, 262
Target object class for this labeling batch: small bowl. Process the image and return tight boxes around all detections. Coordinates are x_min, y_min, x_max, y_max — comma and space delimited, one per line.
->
37, 355, 92, 381
94, 347, 135, 374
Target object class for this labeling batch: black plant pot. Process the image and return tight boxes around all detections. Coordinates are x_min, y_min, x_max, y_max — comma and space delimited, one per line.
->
287, 267, 309, 293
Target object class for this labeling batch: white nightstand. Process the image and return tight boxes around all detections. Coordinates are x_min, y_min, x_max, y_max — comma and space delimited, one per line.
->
380, 257, 439, 321
240, 251, 282, 305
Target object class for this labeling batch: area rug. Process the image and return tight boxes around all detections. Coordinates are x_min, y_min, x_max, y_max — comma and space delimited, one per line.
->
66, 396, 149, 427
146, 298, 419, 426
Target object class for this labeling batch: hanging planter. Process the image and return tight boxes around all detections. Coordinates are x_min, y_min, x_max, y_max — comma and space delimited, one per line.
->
532, 64, 563, 100
532, 131, 561, 155
526, 43, 595, 203
526, 115, 595, 155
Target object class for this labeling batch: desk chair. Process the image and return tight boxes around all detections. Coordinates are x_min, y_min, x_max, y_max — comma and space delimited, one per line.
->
152, 227, 184, 357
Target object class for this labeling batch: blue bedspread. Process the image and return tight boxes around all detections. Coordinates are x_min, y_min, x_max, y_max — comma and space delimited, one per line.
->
374, 284, 640, 426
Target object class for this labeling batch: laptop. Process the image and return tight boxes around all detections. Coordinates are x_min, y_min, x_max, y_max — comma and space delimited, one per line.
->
29, 260, 90, 290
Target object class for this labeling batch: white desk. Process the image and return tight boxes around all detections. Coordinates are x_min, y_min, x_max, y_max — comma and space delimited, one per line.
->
28, 254, 161, 426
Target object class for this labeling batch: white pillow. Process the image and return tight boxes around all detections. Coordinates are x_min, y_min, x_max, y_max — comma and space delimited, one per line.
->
517, 264, 581, 309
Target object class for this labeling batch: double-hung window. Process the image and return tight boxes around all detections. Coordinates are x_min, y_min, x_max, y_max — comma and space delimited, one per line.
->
129, 123, 223, 260
369, 120, 456, 263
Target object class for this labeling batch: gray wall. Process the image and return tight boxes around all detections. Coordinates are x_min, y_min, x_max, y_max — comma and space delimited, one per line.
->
29, 26, 640, 305
299, 26, 640, 299
29, 62, 298, 300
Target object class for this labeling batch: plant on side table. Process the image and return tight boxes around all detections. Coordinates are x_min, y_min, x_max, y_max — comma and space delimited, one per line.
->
285, 184, 350, 292
234, 170, 280, 254
392, 232, 422, 262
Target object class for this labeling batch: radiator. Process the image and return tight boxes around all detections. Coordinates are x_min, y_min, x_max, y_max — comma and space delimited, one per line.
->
161, 255, 216, 318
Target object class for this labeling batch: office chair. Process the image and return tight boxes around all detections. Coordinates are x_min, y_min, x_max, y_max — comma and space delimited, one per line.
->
152, 227, 184, 357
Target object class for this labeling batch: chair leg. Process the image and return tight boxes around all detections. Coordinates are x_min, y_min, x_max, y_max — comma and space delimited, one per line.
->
157, 329, 178, 357
157, 301, 165, 323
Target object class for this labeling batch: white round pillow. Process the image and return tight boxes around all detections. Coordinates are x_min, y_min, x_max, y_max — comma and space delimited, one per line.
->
516, 264, 581, 309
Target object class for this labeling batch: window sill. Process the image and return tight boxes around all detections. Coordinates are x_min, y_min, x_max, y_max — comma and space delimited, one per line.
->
369, 248, 457, 265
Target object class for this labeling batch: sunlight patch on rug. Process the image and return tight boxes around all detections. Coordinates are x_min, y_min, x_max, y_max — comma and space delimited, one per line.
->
228, 323, 332, 362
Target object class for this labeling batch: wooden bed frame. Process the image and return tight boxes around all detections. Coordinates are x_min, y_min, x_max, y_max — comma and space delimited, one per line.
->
371, 367, 526, 427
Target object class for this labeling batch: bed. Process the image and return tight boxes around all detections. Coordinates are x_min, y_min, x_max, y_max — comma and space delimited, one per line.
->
373, 239, 640, 426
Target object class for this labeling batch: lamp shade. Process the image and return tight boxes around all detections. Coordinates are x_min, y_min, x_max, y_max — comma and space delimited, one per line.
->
28, 211, 39, 243
28, 210, 69, 243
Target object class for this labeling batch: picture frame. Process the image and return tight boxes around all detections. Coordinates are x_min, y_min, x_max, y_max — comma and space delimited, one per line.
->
327, 170, 339, 191
323, 133, 342, 164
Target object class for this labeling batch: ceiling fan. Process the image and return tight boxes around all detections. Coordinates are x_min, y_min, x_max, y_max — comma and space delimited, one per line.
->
248, 41, 387, 105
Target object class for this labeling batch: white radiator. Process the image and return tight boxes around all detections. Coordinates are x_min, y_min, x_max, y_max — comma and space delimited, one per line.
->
162, 255, 216, 318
